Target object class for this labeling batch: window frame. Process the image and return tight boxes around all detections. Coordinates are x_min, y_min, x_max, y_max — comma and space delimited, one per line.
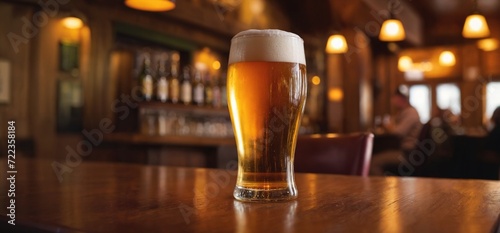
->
401, 79, 462, 124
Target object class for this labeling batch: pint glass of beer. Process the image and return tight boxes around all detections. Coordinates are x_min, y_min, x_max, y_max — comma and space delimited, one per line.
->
227, 29, 307, 201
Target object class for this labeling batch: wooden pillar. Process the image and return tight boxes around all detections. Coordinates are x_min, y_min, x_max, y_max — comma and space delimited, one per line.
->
325, 29, 373, 133
326, 53, 344, 133
0, 5, 32, 136
373, 55, 398, 119
460, 44, 484, 127
86, 9, 114, 130
0, 4, 33, 155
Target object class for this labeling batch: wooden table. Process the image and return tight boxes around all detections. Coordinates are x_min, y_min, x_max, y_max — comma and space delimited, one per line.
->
1, 158, 500, 233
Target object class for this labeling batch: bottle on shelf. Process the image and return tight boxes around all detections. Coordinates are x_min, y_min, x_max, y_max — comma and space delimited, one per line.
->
169, 52, 180, 104
181, 66, 192, 105
204, 72, 214, 107
220, 72, 227, 107
158, 110, 167, 136
138, 55, 153, 102
156, 57, 169, 103
212, 74, 222, 108
140, 108, 157, 135
192, 68, 205, 106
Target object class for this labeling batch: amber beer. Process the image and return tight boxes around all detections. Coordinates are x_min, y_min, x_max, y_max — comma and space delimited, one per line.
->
228, 29, 307, 201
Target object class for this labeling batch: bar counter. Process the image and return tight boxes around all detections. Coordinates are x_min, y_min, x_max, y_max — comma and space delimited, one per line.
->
1, 157, 499, 233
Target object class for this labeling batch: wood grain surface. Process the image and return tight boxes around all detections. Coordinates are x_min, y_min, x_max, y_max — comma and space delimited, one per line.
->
1, 158, 499, 233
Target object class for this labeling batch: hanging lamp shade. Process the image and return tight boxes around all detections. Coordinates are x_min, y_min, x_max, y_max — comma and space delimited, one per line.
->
398, 56, 413, 72
462, 13, 490, 38
61, 17, 84, 29
439, 51, 456, 67
477, 38, 499, 51
125, 0, 176, 12
325, 34, 348, 54
379, 19, 406, 42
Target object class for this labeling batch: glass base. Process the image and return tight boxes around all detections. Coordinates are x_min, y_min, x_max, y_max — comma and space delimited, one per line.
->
233, 186, 297, 202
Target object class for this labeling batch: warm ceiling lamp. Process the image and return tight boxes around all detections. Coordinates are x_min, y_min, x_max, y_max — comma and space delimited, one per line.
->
379, 19, 406, 41
379, 2, 405, 42
477, 38, 499, 51
462, 0, 490, 38
439, 51, 456, 67
61, 17, 83, 29
398, 56, 413, 72
125, 0, 176, 12
462, 14, 490, 38
325, 34, 348, 54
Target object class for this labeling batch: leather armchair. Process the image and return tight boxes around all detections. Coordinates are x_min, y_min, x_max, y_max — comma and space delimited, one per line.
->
294, 133, 374, 176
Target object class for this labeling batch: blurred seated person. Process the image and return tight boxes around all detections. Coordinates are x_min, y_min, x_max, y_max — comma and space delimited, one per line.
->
421, 107, 458, 144
485, 106, 500, 155
380, 88, 422, 152
370, 88, 422, 176
480, 106, 500, 179
442, 109, 460, 129
410, 107, 459, 176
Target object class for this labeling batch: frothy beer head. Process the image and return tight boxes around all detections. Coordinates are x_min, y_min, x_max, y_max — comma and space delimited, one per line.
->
229, 29, 306, 65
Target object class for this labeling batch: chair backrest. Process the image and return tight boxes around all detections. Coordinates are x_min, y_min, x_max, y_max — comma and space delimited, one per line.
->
294, 133, 374, 176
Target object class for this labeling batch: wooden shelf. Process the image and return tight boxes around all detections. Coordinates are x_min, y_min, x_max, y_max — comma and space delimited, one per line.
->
138, 102, 229, 117
105, 133, 235, 147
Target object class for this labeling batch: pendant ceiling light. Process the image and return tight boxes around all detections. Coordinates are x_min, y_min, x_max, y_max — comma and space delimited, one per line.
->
398, 56, 413, 72
477, 38, 499, 51
463, 14, 490, 38
326, 14, 348, 54
125, 0, 176, 12
379, 1, 405, 42
379, 19, 405, 41
439, 51, 456, 67
325, 34, 348, 54
62, 17, 84, 29
462, 0, 490, 38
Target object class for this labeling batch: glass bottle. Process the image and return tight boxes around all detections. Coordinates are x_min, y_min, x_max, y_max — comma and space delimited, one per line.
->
156, 59, 168, 102
192, 69, 205, 106
212, 74, 222, 108
181, 66, 192, 105
220, 72, 228, 107
138, 55, 153, 101
204, 72, 214, 107
169, 53, 180, 104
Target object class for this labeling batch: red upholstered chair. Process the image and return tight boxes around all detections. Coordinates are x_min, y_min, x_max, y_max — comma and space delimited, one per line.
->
294, 133, 374, 176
